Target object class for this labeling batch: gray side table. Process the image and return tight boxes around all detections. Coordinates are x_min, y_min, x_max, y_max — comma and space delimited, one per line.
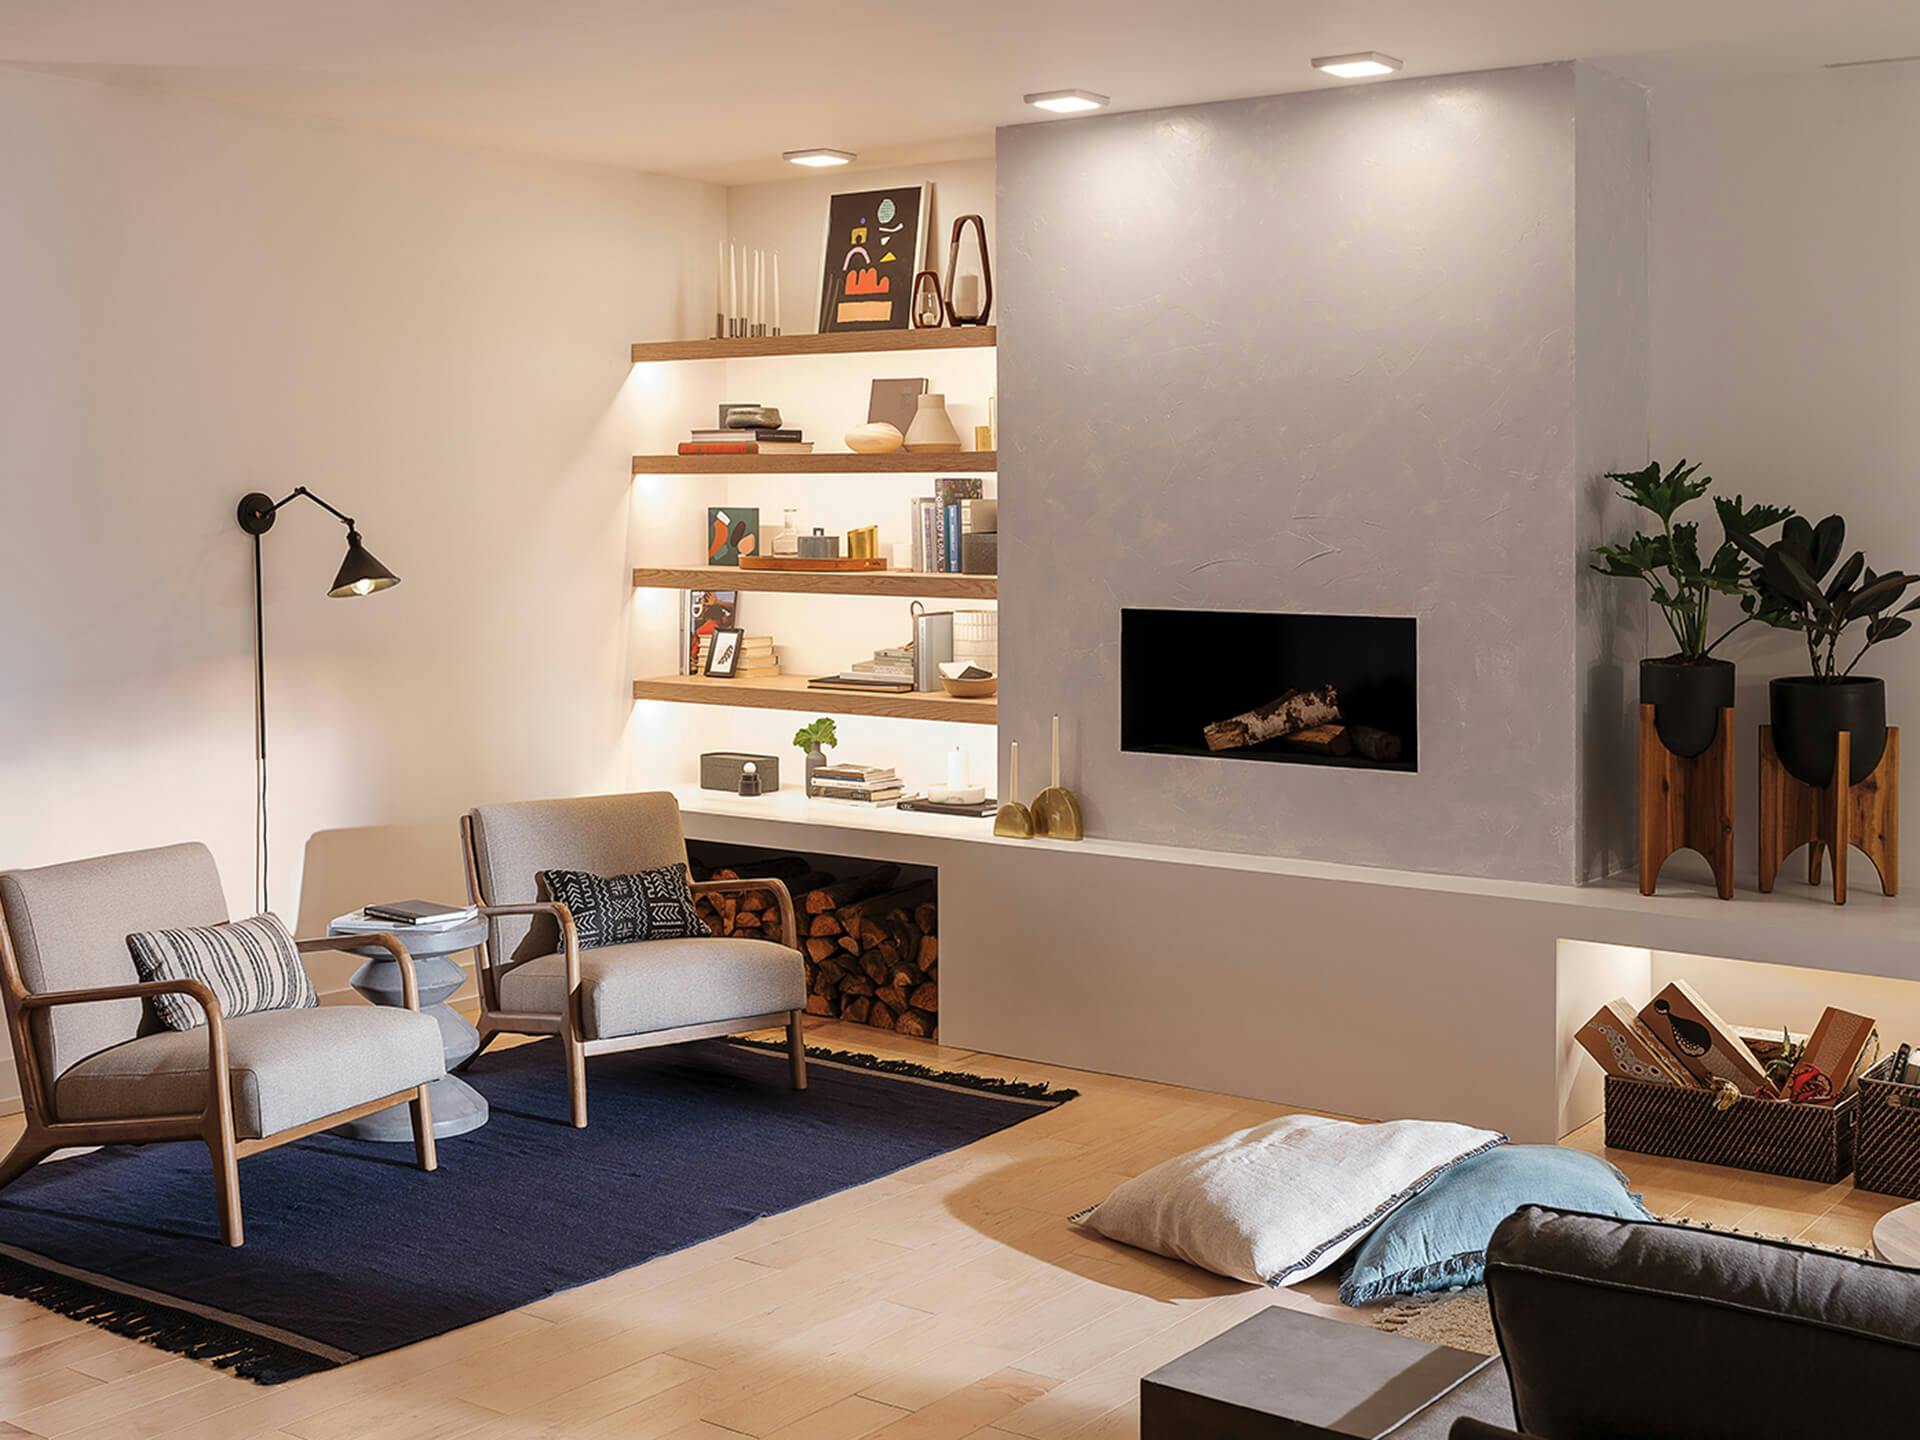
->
327, 915, 491, 1141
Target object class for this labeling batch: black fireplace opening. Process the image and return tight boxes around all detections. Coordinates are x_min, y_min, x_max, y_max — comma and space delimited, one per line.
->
1120, 609, 1418, 771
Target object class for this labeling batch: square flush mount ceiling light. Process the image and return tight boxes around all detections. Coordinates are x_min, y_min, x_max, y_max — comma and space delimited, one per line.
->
1024, 89, 1110, 114
784, 148, 857, 167
1312, 52, 1403, 78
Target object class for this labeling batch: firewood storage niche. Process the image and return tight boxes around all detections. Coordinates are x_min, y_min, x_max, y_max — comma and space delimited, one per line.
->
1119, 608, 1418, 771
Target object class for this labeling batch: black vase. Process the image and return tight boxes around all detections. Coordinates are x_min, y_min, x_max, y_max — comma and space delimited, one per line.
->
1769, 675, 1887, 787
1640, 657, 1734, 758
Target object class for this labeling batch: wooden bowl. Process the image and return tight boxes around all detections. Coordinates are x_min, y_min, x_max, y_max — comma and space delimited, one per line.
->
940, 674, 999, 699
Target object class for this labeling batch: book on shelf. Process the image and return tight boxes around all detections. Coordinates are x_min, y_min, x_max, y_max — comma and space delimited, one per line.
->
679, 441, 756, 455
813, 764, 897, 780
808, 675, 914, 694
813, 791, 904, 807
752, 441, 815, 455
912, 610, 954, 691
696, 635, 779, 675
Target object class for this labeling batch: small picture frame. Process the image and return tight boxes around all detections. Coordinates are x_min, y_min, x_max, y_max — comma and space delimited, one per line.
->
703, 627, 745, 678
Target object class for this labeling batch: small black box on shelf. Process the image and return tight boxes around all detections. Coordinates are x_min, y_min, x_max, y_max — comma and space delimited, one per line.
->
699, 752, 780, 793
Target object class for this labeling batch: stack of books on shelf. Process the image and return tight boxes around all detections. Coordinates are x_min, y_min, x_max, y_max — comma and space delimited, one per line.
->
810, 765, 904, 807
679, 427, 814, 456
697, 634, 780, 676
909, 478, 989, 573
809, 643, 915, 694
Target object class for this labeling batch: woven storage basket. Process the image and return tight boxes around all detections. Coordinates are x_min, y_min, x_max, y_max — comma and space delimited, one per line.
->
1604, 1075, 1855, 1182
1854, 1056, 1920, 1197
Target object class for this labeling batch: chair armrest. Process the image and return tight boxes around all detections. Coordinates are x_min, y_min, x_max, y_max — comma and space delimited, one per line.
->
21, 978, 232, 1122
690, 877, 797, 949
472, 902, 580, 994
19, 977, 222, 1017
296, 932, 422, 1010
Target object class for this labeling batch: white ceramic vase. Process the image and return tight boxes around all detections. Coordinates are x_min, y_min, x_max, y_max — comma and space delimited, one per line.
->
904, 394, 963, 453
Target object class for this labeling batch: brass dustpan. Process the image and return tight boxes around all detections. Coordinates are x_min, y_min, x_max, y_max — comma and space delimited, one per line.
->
1031, 715, 1083, 841
993, 740, 1035, 838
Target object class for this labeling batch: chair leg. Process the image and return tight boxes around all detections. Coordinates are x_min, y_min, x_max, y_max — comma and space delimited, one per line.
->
566, 1040, 588, 1128
410, 1085, 438, 1172
208, 1133, 243, 1247
788, 1010, 809, 1091
449, 1029, 499, 1075
0, 1134, 54, 1193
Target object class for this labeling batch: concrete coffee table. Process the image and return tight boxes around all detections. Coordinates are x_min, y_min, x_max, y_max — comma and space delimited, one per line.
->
327, 915, 491, 1141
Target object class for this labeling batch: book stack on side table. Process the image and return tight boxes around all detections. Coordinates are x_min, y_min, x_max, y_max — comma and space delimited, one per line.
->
331, 899, 480, 934
810, 765, 904, 807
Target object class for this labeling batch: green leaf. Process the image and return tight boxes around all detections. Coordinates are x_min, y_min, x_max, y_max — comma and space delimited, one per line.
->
1825, 551, 1865, 603
792, 717, 839, 751
1810, 515, 1846, 582
1765, 545, 1832, 616
1849, 573, 1915, 618
1782, 516, 1814, 556
1716, 494, 1794, 541
1608, 459, 1710, 525
1869, 616, 1913, 644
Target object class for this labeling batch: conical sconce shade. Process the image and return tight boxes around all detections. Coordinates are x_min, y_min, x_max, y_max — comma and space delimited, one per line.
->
328, 529, 400, 598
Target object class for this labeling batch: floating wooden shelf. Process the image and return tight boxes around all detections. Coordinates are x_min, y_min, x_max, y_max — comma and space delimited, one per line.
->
630, 327, 996, 363
634, 566, 997, 600
633, 451, 996, 476
632, 673, 996, 724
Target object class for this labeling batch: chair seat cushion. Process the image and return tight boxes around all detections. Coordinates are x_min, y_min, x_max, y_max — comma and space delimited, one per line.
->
496, 937, 805, 1040
55, 1005, 445, 1140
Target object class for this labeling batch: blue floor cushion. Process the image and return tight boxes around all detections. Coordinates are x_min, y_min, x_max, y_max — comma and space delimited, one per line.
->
1340, 1145, 1649, 1305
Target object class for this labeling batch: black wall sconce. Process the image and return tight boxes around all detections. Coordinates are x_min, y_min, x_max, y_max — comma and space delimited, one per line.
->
237, 488, 399, 912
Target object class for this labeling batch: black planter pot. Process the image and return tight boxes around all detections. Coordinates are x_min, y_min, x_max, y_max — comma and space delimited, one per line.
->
1770, 676, 1887, 787
1641, 657, 1734, 758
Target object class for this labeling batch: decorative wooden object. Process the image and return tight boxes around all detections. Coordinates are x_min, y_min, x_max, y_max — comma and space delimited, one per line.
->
1758, 724, 1899, 905
629, 326, 995, 363
1202, 685, 1341, 753
634, 566, 995, 600
740, 555, 888, 573
1638, 703, 1735, 900
633, 673, 996, 724
633, 451, 996, 476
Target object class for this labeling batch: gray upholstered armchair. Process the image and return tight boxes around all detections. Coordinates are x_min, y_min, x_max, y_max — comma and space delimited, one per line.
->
459, 792, 808, 1126
0, 843, 445, 1245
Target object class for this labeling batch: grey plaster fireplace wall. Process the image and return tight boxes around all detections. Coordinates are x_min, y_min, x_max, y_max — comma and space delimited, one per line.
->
996, 62, 1648, 884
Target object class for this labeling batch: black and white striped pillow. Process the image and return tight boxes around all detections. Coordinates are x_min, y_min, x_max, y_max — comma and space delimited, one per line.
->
125, 914, 318, 1031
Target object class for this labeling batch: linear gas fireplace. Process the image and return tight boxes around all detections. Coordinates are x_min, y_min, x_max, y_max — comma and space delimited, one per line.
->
1120, 609, 1418, 771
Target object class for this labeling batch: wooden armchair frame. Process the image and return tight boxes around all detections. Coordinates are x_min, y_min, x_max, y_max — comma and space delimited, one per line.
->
458, 815, 807, 1128
0, 920, 436, 1247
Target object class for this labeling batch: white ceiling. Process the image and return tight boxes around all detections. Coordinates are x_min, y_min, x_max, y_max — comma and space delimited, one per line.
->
4, 0, 1919, 185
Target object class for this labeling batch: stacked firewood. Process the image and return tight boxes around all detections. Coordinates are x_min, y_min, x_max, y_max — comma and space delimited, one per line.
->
690, 858, 938, 1038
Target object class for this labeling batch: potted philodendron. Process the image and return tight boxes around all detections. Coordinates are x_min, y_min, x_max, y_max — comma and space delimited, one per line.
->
1727, 514, 1919, 787
1593, 460, 1792, 756
793, 717, 838, 797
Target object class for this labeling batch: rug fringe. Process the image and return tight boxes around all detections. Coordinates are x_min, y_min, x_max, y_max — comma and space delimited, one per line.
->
0, 1254, 335, 1384
731, 1039, 1079, 1103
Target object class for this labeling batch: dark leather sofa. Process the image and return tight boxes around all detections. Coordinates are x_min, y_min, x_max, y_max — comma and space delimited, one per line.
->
1432, 1204, 1920, 1438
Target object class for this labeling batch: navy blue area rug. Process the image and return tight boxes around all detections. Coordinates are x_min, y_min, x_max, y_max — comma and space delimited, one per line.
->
0, 1038, 1075, 1383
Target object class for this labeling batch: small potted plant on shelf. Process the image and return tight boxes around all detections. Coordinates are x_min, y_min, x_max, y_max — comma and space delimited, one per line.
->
793, 717, 838, 797
1592, 459, 1792, 756
1726, 513, 1919, 787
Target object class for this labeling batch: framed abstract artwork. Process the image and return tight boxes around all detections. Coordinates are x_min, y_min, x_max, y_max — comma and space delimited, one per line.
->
707, 507, 759, 566
817, 184, 930, 333
688, 589, 738, 673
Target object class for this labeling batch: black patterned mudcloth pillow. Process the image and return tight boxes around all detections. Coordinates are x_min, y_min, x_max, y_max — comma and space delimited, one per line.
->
125, 914, 318, 1031
537, 864, 713, 949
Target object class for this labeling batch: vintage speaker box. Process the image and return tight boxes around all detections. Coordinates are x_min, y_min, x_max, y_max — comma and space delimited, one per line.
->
699, 751, 780, 793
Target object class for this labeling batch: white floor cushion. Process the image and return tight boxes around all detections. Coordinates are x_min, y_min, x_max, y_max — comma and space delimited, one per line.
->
1074, 1114, 1507, 1287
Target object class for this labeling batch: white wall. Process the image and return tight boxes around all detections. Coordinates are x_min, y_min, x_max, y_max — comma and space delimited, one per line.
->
1648, 64, 1920, 880
0, 66, 722, 1048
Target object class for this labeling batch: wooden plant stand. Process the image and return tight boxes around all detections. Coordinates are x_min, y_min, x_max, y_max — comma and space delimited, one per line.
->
1639, 704, 1735, 899
1758, 725, 1899, 906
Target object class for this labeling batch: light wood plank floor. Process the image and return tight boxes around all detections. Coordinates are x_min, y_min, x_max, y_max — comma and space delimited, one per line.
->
0, 1018, 1904, 1439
